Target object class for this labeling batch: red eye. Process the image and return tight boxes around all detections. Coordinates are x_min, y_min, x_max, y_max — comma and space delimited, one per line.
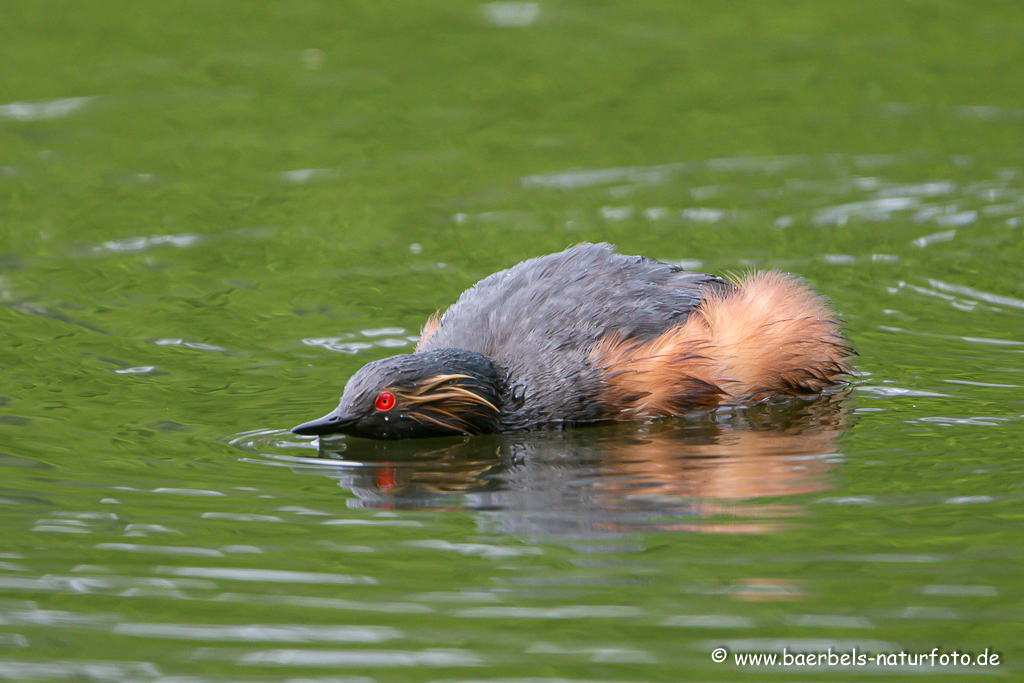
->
374, 391, 396, 412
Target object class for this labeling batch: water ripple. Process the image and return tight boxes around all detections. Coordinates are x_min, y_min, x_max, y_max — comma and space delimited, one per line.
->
457, 606, 643, 619
0, 661, 159, 681
921, 584, 999, 597
0, 574, 215, 595
927, 278, 1024, 310
405, 540, 543, 559
911, 228, 958, 247
302, 332, 414, 354
215, 592, 435, 614
113, 623, 402, 643
663, 614, 754, 628
95, 543, 224, 557
197, 647, 483, 667
157, 567, 378, 585
0, 96, 93, 121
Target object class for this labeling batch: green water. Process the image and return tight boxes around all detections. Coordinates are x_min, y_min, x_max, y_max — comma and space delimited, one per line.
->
2, 1, 1023, 681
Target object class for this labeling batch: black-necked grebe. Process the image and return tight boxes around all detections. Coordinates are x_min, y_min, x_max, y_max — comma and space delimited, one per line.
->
293, 243, 852, 439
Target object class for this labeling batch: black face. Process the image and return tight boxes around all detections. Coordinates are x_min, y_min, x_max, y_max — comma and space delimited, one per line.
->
292, 349, 503, 440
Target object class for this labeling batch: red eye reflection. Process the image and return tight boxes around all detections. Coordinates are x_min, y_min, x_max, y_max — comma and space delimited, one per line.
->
374, 391, 396, 412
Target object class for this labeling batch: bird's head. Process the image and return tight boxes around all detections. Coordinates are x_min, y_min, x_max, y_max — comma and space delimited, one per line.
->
292, 349, 503, 440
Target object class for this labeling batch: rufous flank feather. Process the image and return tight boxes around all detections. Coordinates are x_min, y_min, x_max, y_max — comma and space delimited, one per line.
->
591, 271, 852, 418
416, 310, 443, 352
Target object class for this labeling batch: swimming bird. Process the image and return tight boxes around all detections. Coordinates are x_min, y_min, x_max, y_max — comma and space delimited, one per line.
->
293, 243, 853, 440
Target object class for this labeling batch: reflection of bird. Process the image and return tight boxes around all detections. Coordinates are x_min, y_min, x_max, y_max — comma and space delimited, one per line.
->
293, 243, 853, 440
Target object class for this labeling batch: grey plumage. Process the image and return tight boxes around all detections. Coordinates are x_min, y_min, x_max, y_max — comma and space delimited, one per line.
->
418, 243, 731, 429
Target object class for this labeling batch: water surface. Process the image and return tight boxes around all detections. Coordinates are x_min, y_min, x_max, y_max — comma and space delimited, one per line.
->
2, 1, 1023, 680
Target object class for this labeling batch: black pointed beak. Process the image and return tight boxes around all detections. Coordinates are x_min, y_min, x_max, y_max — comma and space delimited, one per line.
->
291, 410, 358, 436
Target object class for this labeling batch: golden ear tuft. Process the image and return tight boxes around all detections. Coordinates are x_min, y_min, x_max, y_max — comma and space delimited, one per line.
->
391, 374, 500, 434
